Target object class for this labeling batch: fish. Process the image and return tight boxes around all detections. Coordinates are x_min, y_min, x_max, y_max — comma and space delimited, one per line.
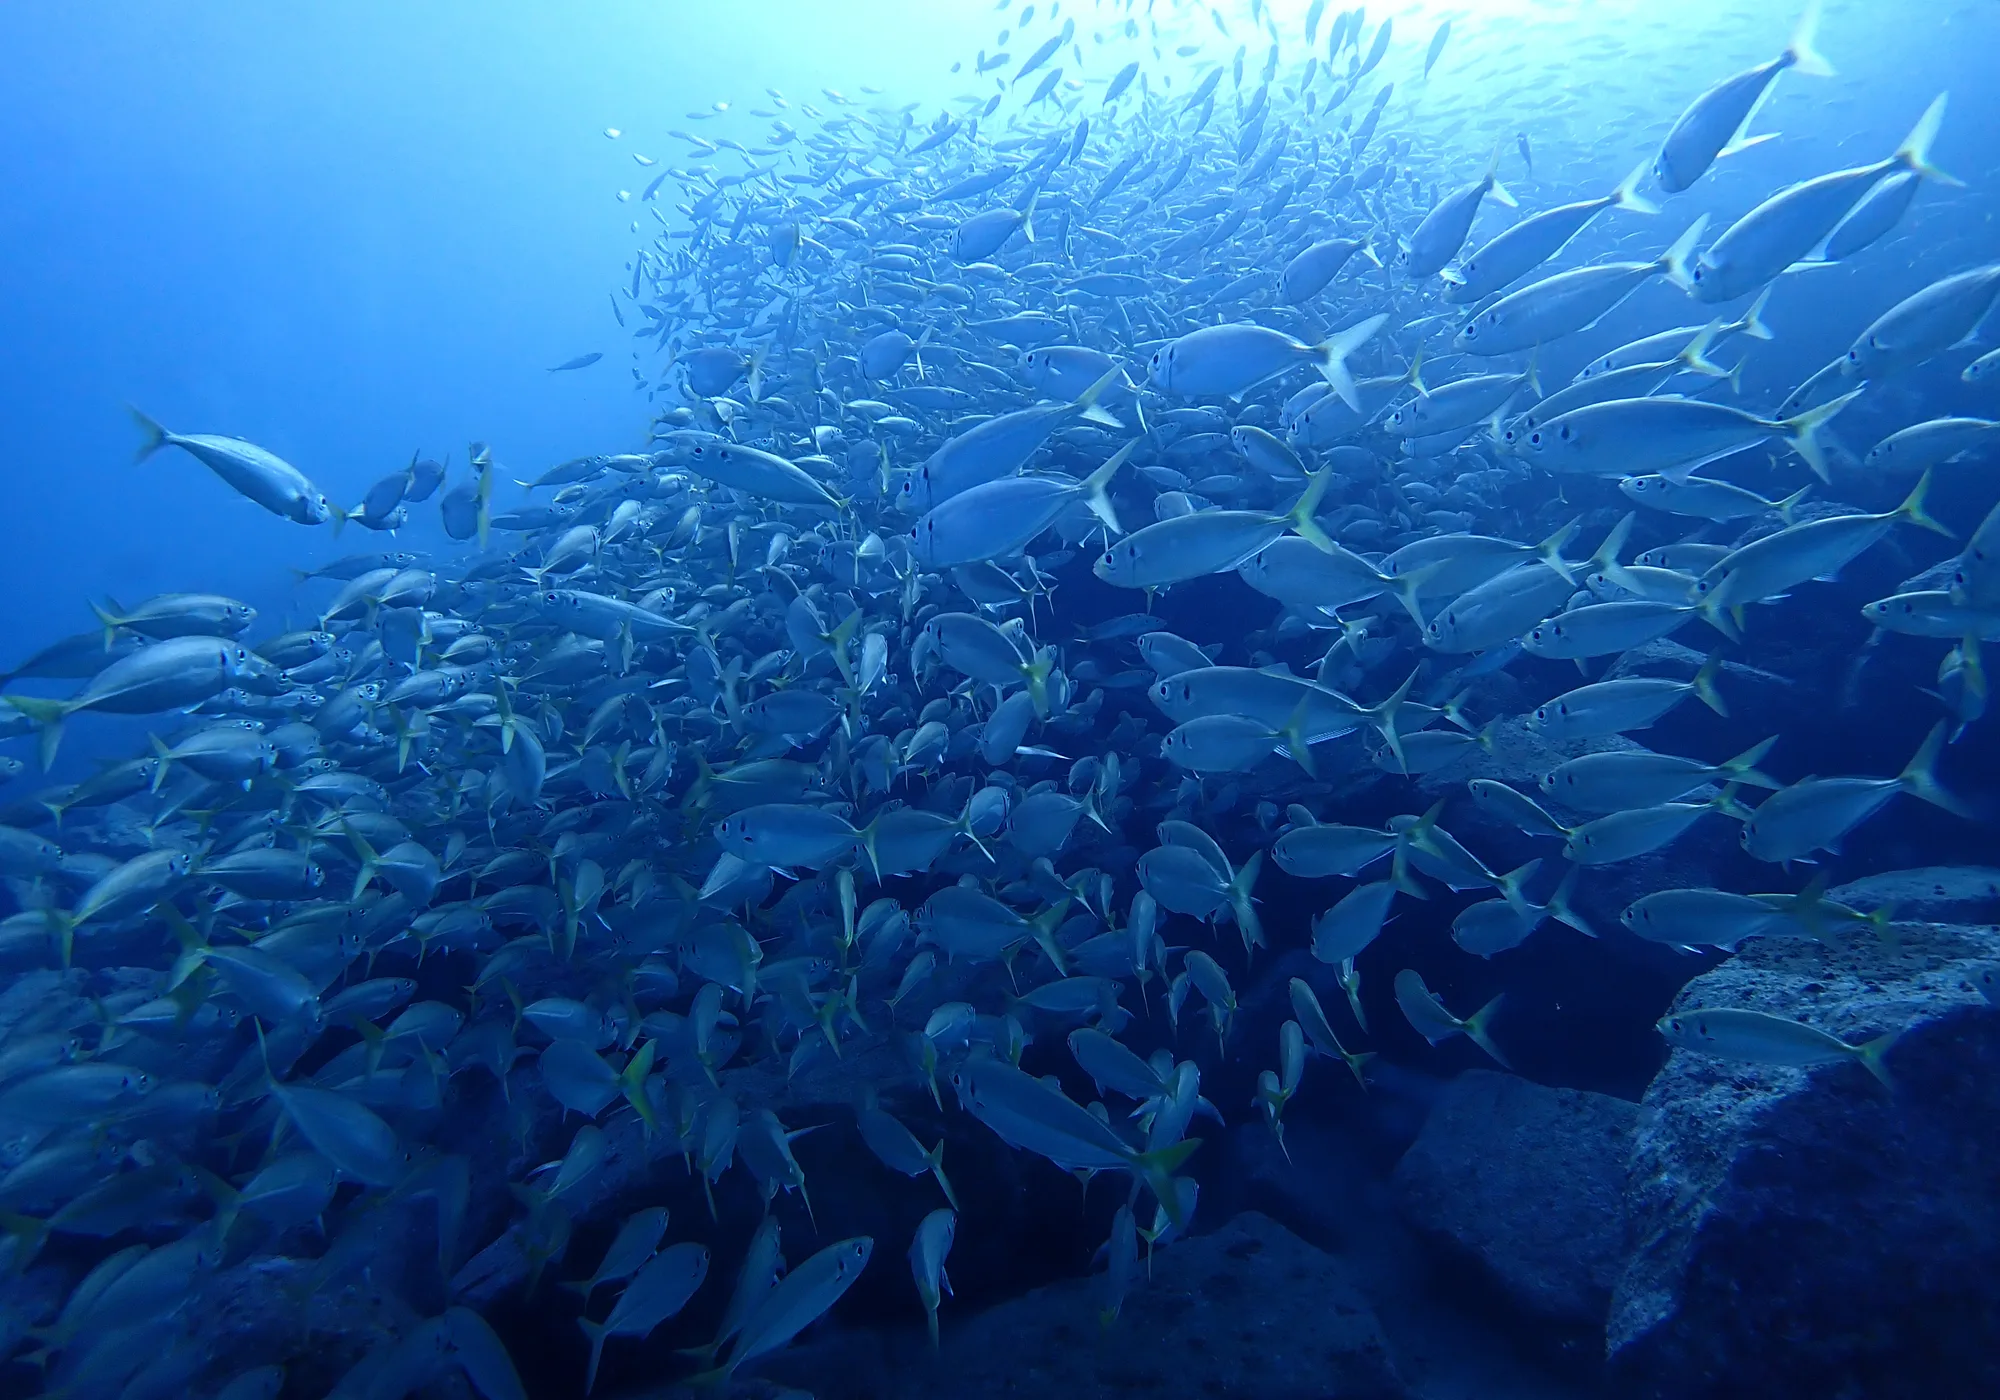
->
1842, 264, 2000, 381
578, 1241, 710, 1393
1658, 1007, 1899, 1089
1653, 2, 1834, 193
1396, 144, 1518, 281
1740, 722, 1966, 863
1150, 314, 1387, 411
4, 14, 1993, 1395
1443, 163, 1656, 304
131, 409, 331, 525
1393, 969, 1509, 1068
1689, 92, 1955, 304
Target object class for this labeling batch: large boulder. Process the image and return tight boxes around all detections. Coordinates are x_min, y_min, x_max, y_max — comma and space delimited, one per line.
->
1607, 921, 2000, 1399
1826, 866, 2000, 925
846, 1210, 1408, 1400
1393, 1070, 1636, 1329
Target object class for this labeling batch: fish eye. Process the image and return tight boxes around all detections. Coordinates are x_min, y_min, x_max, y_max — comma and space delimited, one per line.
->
1528, 431, 1542, 447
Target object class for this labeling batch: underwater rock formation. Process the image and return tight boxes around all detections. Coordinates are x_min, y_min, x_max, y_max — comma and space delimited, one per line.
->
1393, 1069, 1635, 1329
1607, 921, 2000, 1399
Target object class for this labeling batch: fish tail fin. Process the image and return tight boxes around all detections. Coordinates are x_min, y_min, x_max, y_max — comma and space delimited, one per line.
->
1463, 994, 1512, 1069
1774, 481, 1814, 524
1405, 347, 1429, 395
1786, 0, 1836, 76
1278, 698, 1317, 779
927, 1142, 961, 1212
1780, 386, 1864, 483
579, 1319, 608, 1397
1366, 667, 1420, 775
1710, 780, 1757, 822
1021, 646, 1057, 721
148, 734, 174, 793
326, 501, 350, 539
1895, 91, 1959, 186
1546, 865, 1596, 938
1494, 857, 1544, 921
619, 1040, 661, 1136
1659, 215, 1709, 292
1484, 141, 1517, 207
1314, 312, 1389, 412
1894, 467, 1956, 538
1679, 319, 1732, 380
1074, 364, 1126, 429
1537, 516, 1582, 582
1856, 1028, 1900, 1092
5, 696, 69, 770
1738, 284, 1777, 341
344, 823, 381, 902
951, 799, 994, 864
1725, 735, 1784, 789
1695, 592, 1745, 644
128, 406, 171, 462
1032, 896, 1080, 972
1610, 159, 1659, 215
1083, 438, 1139, 534
826, 608, 862, 689
1589, 511, 1635, 575
1345, 1050, 1378, 1090
1385, 560, 1440, 627
1899, 720, 1970, 816
1693, 651, 1730, 716
1288, 467, 1336, 552
42, 908, 78, 971
89, 598, 127, 651
1228, 849, 1265, 951
1130, 1136, 1202, 1227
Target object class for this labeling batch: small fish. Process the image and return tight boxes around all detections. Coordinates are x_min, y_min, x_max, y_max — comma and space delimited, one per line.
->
547, 352, 605, 372
1658, 1007, 1898, 1089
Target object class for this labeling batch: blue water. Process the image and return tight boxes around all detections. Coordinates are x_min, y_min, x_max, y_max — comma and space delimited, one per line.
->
4, 2, 1999, 1397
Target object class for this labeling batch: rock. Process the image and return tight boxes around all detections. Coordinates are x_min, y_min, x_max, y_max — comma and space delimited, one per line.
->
1827, 866, 2000, 925
1393, 1070, 1636, 1329
191, 1254, 440, 1399
1608, 923, 2000, 1400
882, 1211, 1408, 1400
650, 1213, 1408, 1400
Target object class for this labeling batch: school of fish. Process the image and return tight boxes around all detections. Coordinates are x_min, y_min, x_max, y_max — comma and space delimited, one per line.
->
4, 0, 1999, 1395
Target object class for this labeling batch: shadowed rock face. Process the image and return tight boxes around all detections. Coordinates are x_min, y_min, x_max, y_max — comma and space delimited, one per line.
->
716, 1210, 1410, 1400
1607, 922, 2000, 1400
1393, 1069, 1636, 1328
